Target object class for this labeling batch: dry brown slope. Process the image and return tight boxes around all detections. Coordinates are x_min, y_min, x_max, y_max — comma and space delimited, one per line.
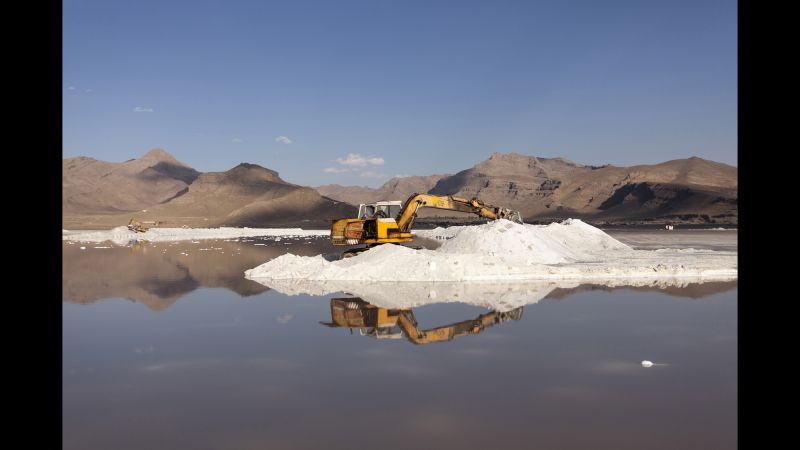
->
63, 148, 200, 214
429, 153, 737, 222
429, 153, 596, 217
554, 157, 737, 219
138, 163, 356, 227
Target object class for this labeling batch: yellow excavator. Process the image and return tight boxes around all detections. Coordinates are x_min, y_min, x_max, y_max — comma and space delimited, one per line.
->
320, 297, 523, 345
127, 218, 149, 233
330, 193, 522, 254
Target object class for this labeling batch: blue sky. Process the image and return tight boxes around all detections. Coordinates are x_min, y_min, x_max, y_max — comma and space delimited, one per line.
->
63, 0, 737, 187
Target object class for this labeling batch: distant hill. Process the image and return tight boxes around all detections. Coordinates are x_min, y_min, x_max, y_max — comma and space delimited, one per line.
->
63, 150, 355, 228
425, 153, 737, 224
316, 174, 449, 205
314, 152, 737, 224
139, 162, 354, 227
63, 148, 200, 214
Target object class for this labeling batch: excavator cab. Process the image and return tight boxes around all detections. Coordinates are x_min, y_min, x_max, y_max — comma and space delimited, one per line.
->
320, 298, 405, 339
357, 201, 403, 220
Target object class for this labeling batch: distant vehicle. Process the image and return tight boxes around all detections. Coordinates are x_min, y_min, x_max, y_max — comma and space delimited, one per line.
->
127, 218, 149, 233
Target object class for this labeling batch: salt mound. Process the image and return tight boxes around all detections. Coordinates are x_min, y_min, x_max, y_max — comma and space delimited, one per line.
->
436, 219, 630, 263
246, 219, 737, 282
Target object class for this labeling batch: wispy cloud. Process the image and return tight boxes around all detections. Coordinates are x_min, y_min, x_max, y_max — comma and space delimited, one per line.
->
360, 171, 387, 179
232, 137, 243, 143
132, 107, 154, 113
275, 136, 292, 144
85, 89, 92, 93
336, 153, 385, 167
323, 167, 351, 173
67, 86, 76, 91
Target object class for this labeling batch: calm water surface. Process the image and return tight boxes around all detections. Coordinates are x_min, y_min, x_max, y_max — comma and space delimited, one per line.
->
63, 234, 737, 450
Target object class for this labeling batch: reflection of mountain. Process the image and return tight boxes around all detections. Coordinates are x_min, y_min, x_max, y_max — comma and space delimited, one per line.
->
62, 239, 336, 311
253, 278, 738, 312
64, 240, 737, 312
321, 297, 523, 345
63, 244, 197, 311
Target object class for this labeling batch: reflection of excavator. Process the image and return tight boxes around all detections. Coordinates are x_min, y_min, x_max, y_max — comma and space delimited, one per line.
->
330, 194, 523, 253
320, 298, 523, 345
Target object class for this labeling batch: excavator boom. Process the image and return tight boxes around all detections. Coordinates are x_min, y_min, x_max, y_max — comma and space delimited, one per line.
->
395, 194, 522, 233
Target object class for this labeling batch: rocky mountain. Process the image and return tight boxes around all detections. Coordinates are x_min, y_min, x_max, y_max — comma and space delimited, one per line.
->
428, 153, 737, 223
63, 149, 737, 227
316, 174, 449, 205
63, 148, 200, 214
137, 163, 354, 227
63, 150, 355, 228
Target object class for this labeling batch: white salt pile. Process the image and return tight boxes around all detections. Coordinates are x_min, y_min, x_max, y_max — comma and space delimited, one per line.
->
245, 219, 737, 283
435, 218, 630, 263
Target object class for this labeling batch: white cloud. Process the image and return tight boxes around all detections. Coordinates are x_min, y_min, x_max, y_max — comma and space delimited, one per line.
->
360, 171, 387, 179
275, 136, 292, 144
232, 137, 243, 143
133, 107, 154, 113
85, 89, 92, 93
323, 167, 350, 173
336, 153, 385, 167
67, 86, 76, 90
393, 174, 411, 178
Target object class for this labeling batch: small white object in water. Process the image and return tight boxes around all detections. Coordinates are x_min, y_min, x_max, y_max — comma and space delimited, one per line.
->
641, 360, 654, 368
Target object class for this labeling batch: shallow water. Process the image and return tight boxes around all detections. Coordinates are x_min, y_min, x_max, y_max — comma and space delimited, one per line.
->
62, 232, 737, 450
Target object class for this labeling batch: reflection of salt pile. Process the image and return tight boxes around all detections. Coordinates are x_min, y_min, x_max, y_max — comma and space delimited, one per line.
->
261, 280, 567, 311
245, 219, 738, 282
63, 227, 328, 246
253, 278, 735, 312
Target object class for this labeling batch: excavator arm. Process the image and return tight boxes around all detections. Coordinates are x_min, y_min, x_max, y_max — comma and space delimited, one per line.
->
395, 193, 523, 232
395, 308, 524, 345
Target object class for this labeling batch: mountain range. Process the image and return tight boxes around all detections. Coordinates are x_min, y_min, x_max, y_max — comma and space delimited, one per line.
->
317, 152, 736, 224
63, 149, 355, 229
63, 149, 737, 228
